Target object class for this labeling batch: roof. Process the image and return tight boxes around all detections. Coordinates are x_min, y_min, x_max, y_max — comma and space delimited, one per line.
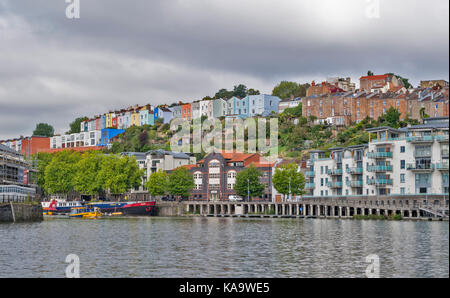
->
366, 126, 403, 133
145, 149, 190, 159
360, 74, 389, 81
43, 146, 105, 153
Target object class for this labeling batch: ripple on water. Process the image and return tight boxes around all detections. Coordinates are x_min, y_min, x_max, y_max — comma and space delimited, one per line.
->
0, 217, 448, 278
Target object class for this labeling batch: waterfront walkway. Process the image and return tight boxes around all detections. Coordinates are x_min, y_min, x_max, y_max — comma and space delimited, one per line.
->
179, 195, 449, 220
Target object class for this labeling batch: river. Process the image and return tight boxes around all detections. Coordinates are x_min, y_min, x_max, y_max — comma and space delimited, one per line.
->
0, 217, 448, 278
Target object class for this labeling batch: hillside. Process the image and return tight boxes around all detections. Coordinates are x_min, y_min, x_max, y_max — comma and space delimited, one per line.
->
106, 105, 420, 160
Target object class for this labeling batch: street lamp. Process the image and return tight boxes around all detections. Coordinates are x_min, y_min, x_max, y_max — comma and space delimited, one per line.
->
247, 178, 250, 202
289, 176, 291, 202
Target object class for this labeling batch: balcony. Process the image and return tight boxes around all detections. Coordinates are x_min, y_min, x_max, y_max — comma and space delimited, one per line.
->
327, 168, 343, 176
368, 179, 393, 186
367, 165, 393, 172
305, 171, 315, 178
442, 149, 449, 158
407, 163, 435, 172
414, 151, 432, 158
436, 135, 449, 143
367, 152, 393, 159
346, 180, 364, 188
346, 167, 364, 174
436, 163, 449, 171
327, 181, 343, 188
406, 135, 434, 143
305, 183, 315, 190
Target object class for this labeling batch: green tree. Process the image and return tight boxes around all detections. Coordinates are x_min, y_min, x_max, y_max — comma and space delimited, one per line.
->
367, 70, 374, 76
73, 151, 105, 196
67, 116, 89, 134
44, 151, 81, 194
234, 165, 265, 200
214, 88, 233, 99
272, 163, 305, 200
98, 155, 144, 195
33, 123, 54, 137
379, 107, 401, 128
247, 88, 260, 95
34, 152, 53, 192
272, 81, 309, 99
233, 84, 248, 98
167, 167, 194, 198
145, 170, 168, 197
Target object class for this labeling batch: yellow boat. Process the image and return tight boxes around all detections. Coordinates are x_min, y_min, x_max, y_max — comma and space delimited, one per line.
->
69, 206, 102, 219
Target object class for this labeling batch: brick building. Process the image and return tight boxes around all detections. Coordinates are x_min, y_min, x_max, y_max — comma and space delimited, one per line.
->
306, 81, 344, 97
359, 74, 404, 93
303, 88, 449, 126
182, 151, 274, 201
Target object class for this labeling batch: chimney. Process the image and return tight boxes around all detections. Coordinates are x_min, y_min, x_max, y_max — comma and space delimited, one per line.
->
312, 81, 315, 87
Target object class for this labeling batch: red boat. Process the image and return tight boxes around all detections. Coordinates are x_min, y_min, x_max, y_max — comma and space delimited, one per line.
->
121, 201, 156, 216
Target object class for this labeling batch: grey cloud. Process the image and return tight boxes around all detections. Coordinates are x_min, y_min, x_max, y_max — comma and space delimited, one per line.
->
0, 0, 448, 139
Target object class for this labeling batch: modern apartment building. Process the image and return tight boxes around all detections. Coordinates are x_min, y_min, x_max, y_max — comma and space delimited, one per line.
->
122, 150, 195, 198
0, 143, 36, 201
50, 130, 102, 149
304, 117, 449, 197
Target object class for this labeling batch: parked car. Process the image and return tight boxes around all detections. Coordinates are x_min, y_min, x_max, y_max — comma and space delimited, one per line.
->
228, 195, 243, 202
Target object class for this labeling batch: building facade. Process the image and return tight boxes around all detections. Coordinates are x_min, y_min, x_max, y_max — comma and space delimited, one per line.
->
304, 117, 449, 197
0, 143, 36, 201
185, 151, 274, 201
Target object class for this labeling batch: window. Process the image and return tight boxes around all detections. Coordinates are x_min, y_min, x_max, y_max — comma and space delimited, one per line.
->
321, 178, 324, 186
400, 188, 405, 195
400, 146, 405, 153
209, 160, 220, 168
400, 174, 405, 183
400, 160, 405, 169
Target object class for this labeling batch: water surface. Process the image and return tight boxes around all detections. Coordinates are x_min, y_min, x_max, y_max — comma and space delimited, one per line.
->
0, 217, 448, 278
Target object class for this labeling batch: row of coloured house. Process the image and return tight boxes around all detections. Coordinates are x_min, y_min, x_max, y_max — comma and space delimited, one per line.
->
79, 94, 282, 133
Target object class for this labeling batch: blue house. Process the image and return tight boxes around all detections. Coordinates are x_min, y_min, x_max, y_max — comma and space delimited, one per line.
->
100, 114, 106, 130
139, 109, 154, 126
247, 95, 281, 117
99, 128, 126, 146
159, 107, 173, 124
154, 107, 160, 122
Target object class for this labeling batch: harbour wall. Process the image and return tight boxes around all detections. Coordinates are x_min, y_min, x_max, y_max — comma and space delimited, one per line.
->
154, 202, 184, 217
0, 203, 44, 223
154, 195, 449, 219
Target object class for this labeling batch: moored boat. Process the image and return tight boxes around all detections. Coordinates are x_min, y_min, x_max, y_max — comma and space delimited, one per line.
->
86, 201, 156, 216
121, 201, 156, 216
42, 199, 83, 214
69, 206, 102, 219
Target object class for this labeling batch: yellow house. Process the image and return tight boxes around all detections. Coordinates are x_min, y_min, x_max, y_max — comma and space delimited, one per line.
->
105, 113, 112, 128
131, 110, 141, 126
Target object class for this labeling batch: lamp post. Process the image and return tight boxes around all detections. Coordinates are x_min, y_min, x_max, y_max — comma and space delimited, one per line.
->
289, 176, 291, 202
247, 178, 250, 202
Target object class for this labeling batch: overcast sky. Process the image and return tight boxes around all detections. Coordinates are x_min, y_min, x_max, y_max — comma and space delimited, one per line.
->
0, 0, 448, 139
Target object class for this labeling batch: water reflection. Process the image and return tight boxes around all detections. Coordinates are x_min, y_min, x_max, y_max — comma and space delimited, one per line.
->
0, 218, 448, 278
